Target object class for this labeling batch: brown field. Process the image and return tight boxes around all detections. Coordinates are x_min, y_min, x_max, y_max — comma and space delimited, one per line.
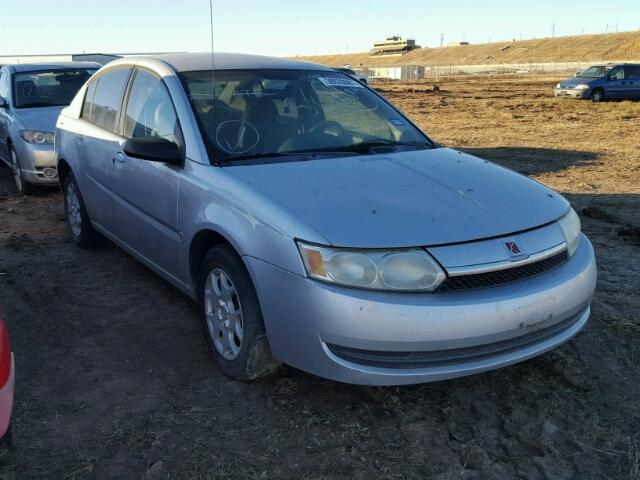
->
0, 75, 639, 479
295, 31, 640, 68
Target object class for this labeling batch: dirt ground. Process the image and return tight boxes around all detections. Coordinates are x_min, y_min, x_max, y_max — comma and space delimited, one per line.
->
0, 75, 639, 480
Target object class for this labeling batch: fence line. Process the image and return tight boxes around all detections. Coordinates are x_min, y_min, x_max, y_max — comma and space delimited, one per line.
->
353, 59, 640, 83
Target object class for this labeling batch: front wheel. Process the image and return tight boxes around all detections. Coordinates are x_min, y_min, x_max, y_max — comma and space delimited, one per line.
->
63, 173, 100, 249
10, 147, 36, 195
199, 245, 280, 381
590, 88, 605, 102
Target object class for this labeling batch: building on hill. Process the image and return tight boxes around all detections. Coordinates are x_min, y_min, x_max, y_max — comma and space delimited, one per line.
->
372, 36, 420, 56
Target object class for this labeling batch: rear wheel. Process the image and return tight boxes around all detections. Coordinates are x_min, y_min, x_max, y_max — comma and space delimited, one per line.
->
63, 173, 100, 249
590, 88, 605, 102
10, 147, 36, 195
198, 245, 280, 381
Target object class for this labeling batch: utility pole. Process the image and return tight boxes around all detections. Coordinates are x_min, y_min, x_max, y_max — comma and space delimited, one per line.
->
552, 21, 556, 38
440, 33, 444, 48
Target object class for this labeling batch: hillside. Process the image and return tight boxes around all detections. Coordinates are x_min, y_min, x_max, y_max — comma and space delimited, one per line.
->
294, 31, 640, 67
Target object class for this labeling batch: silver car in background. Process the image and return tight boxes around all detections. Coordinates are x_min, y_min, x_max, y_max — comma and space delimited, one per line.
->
55, 53, 596, 385
0, 63, 98, 194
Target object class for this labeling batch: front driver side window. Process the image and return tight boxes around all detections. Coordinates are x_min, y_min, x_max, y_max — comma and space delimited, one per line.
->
609, 68, 624, 80
124, 69, 181, 146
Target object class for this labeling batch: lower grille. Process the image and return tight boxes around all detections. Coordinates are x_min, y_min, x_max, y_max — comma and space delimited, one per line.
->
326, 310, 584, 369
438, 251, 569, 292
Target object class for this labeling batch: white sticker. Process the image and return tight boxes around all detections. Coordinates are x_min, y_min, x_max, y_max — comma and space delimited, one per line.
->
317, 76, 364, 88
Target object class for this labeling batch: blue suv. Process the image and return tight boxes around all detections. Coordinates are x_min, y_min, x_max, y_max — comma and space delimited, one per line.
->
555, 64, 640, 102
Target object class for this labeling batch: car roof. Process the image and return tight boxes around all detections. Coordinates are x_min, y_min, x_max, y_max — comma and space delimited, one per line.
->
8, 62, 101, 73
130, 52, 332, 73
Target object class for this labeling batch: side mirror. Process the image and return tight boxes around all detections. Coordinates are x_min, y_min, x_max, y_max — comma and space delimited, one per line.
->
123, 137, 183, 165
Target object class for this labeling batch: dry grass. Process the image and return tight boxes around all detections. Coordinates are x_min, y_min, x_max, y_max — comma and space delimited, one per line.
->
295, 30, 640, 67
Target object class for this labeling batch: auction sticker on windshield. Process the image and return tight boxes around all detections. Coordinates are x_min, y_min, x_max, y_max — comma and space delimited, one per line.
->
317, 76, 364, 88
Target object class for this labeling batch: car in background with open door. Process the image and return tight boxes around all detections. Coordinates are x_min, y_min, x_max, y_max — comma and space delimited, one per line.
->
337, 67, 369, 85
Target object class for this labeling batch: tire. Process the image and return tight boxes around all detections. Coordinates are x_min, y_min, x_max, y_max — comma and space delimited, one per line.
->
590, 88, 605, 102
62, 172, 100, 249
198, 245, 280, 381
10, 146, 37, 195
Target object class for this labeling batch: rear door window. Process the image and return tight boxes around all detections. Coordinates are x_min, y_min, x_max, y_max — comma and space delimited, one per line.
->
85, 67, 132, 133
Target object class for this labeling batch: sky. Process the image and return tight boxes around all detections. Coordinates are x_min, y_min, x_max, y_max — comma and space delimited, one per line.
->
1, 0, 639, 57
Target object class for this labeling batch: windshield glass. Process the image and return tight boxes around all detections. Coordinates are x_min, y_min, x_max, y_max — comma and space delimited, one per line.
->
13, 69, 97, 108
180, 69, 430, 163
577, 66, 609, 78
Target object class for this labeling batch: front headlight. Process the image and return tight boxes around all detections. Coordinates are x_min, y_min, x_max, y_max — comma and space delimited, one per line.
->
557, 208, 581, 257
574, 84, 590, 90
297, 242, 446, 291
20, 130, 55, 145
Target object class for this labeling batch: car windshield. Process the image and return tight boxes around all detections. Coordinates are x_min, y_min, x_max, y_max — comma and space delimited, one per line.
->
13, 69, 97, 108
180, 69, 431, 164
577, 66, 609, 78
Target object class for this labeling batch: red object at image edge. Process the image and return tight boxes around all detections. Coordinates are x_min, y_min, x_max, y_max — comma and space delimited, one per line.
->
0, 320, 11, 388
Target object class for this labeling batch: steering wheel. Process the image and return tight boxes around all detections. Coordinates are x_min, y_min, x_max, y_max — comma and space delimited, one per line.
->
309, 120, 346, 139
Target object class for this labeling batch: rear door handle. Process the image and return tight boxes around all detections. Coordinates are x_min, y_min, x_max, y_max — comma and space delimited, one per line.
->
76, 135, 84, 143
114, 152, 125, 164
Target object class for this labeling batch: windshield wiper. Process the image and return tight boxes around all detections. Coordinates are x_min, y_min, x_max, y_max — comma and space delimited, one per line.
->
216, 150, 359, 165
324, 139, 432, 153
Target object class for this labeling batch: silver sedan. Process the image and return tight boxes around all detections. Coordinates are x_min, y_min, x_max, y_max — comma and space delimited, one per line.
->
55, 53, 596, 385
0, 63, 98, 194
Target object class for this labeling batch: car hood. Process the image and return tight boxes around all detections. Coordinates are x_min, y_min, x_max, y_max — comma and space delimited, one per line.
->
560, 77, 597, 87
13, 106, 64, 132
225, 148, 569, 248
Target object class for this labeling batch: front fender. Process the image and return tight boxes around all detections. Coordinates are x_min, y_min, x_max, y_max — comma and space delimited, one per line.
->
178, 161, 328, 289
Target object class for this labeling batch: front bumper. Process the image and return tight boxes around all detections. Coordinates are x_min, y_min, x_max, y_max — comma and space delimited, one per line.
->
246, 234, 597, 385
13, 140, 58, 185
554, 87, 590, 99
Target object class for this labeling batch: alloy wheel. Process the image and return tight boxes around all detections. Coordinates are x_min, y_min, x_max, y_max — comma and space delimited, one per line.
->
10, 150, 22, 193
66, 182, 83, 238
204, 268, 244, 360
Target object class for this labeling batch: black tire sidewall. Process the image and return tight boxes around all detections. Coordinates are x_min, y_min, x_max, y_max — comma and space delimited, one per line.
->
198, 245, 268, 380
